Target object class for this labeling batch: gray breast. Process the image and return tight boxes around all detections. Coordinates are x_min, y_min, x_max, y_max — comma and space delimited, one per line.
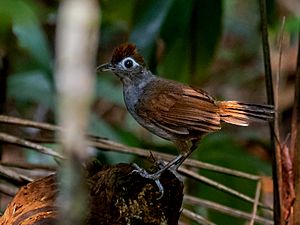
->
123, 85, 140, 115
122, 78, 175, 141
122, 74, 153, 121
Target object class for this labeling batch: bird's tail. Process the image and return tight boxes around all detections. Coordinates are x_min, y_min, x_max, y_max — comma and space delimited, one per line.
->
217, 101, 274, 126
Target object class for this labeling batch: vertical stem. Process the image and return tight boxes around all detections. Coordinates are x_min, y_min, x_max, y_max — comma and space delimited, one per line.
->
55, 0, 99, 224
258, 0, 282, 224
0, 44, 9, 208
249, 180, 261, 225
292, 30, 300, 225
0, 56, 8, 115
0, 54, 8, 161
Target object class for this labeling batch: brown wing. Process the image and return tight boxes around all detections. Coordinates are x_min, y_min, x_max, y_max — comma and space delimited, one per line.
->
136, 79, 221, 136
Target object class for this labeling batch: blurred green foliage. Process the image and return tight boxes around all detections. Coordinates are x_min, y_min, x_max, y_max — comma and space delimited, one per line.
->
1, 0, 299, 223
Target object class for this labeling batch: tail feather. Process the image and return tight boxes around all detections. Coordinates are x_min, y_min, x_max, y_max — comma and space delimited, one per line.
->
217, 101, 274, 126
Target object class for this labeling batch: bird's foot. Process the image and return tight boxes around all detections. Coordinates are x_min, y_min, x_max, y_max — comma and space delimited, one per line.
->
131, 163, 165, 200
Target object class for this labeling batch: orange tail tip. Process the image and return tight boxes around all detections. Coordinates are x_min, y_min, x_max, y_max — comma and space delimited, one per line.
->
217, 101, 274, 126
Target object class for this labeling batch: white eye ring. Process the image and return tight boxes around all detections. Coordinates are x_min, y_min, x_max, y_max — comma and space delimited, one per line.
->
121, 57, 139, 70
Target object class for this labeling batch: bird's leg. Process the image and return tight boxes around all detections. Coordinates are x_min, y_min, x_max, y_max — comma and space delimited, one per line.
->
131, 154, 187, 199
131, 140, 199, 199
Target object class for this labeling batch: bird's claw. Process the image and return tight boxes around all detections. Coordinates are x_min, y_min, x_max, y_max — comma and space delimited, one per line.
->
130, 163, 164, 200
153, 159, 167, 169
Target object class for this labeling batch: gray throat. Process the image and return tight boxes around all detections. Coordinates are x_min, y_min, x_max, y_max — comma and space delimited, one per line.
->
122, 71, 155, 118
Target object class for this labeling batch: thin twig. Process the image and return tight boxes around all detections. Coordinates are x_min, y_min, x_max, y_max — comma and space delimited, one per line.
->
0, 115, 102, 143
0, 162, 57, 171
0, 115, 101, 143
0, 183, 18, 197
0, 115, 60, 131
0, 164, 32, 183
276, 17, 296, 223
258, 0, 274, 105
249, 180, 262, 225
0, 132, 64, 159
258, 0, 281, 223
291, 28, 300, 225
183, 195, 273, 225
273, 16, 286, 146
181, 208, 216, 225
179, 167, 271, 210
289, 22, 300, 159
272, 17, 286, 225
275, 17, 286, 139
0, 54, 9, 162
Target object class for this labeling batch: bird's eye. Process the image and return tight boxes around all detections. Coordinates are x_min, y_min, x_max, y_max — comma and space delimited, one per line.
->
121, 57, 139, 70
124, 59, 133, 68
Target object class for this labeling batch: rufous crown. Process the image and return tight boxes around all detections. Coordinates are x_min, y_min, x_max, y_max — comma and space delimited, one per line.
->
111, 43, 145, 67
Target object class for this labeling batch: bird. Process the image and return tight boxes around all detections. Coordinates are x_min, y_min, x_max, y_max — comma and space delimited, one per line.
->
97, 43, 274, 197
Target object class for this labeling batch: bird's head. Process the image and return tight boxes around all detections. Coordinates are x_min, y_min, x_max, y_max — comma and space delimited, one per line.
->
97, 44, 146, 81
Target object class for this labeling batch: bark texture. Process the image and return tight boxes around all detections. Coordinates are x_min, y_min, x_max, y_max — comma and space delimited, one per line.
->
0, 162, 183, 225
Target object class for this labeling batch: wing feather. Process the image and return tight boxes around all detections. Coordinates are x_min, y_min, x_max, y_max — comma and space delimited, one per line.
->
136, 79, 221, 136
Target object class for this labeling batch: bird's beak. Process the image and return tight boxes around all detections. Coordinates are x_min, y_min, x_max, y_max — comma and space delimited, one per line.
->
96, 63, 114, 72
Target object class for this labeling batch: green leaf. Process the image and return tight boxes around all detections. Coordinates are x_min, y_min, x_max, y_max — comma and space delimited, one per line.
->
88, 114, 134, 164
157, 39, 190, 82
189, 0, 223, 81
196, 132, 271, 175
95, 76, 124, 106
11, 0, 52, 71
7, 70, 54, 108
160, 0, 193, 45
134, 0, 223, 82
158, 0, 193, 82
285, 15, 300, 33
89, 113, 122, 142
130, 0, 174, 60
101, 0, 134, 25
0, 0, 15, 29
